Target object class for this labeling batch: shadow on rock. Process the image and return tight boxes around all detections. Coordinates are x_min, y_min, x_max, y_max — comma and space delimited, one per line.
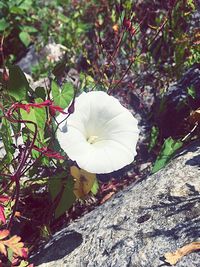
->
31, 230, 83, 265
185, 154, 200, 167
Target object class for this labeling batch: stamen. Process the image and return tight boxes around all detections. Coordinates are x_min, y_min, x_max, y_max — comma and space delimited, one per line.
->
87, 135, 99, 144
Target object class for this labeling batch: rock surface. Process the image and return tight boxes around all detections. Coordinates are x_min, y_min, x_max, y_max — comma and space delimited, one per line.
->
32, 141, 200, 267
16, 45, 39, 74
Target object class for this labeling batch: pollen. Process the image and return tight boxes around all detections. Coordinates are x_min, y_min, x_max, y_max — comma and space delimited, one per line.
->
87, 135, 99, 144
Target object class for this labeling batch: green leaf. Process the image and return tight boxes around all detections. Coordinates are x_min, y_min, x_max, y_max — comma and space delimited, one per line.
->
7, 247, 13, 263
187, 0, 195, 10
35, 87, 46, 100
58, 13, 70, 23
49, 173, 76, 219
7, 65, 29, 101
0, 18, 9, 32
18, 0, 33, 10
20, 98, 46, 141
90, 178, 99, 195
0, 118, 14, 163
0, 2, 7, 9
19, 31, 31, 47
17, 260, 31, 267
187, 86, 196, 99
10, 6, 25, 14
152, 137, 183, 174
51, 81, 74, 109
39, 225, 51, 240
20, 25, 38, 33
80, 73, 95, 91
148, 126, 159, 152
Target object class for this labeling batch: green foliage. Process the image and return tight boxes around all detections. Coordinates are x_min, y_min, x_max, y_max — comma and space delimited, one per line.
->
19, 31, 31, 47
35, 86, 46, 100
187, 85, 196, 99
152, 137, 183, 174
49, 173, 76, 219
185, 47, 200, 68
0, 1, 199, 265
20, 98, 46, 141
0, 0, 38, 63
0, 18, 9, 31
0, 118, 14, 163
90, 178, 99, 195
0, 0, 94, 70
51, 81, 74, 109
148, 126, 159, 152
7, 65, 29, 101
139, 0, 196, 79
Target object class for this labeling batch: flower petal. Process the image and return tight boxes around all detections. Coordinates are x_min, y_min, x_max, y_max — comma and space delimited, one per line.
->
57, 91, 139, 173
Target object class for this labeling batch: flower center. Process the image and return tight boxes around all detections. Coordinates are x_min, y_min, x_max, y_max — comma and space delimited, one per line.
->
87, 135, 99, 144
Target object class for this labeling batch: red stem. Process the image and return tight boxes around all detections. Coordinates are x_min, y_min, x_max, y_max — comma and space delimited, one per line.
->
3, 109, 38, 229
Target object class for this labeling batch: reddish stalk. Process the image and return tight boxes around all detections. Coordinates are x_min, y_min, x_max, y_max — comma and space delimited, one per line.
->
108, 10, 171, 94
2, 105, 38, 229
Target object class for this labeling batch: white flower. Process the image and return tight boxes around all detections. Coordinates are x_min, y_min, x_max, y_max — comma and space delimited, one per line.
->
57, 91, 139, 174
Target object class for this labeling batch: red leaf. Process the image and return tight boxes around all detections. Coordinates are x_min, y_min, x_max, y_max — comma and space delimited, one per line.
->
123, 18, 132, 29
49, 108, 56, 117
21, 247, 28, 259
123, 18, 136, 35
12, 103, 31, 113
11, 100, 67, 116
2, 68, 9, 82
44, 151, 64, 159
33, 146, 64, 159
30, 100, 52, 108
32, 146, 47, 153
0, 196, 9, 203
50, 105, 66, 114
0, 205, 6, 224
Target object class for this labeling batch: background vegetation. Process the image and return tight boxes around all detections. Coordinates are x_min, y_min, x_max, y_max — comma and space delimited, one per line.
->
0, 0, 199, 265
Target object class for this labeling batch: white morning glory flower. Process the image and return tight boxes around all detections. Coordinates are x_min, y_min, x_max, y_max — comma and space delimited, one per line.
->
57, 91, 139, 174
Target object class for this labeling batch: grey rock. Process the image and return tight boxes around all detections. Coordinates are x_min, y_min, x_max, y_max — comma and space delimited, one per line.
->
67, 68, 80, 88
166, 64, 200, 102
30, 77, 50, 90
16, 45, 39, 74
16, 41, 67, 75
32, 141, 200, 267
28, 68, 79, 91
190, 9, 200, 29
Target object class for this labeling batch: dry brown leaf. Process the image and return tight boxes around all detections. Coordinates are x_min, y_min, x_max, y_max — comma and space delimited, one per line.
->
0, 230, 9, 256
164, 242, 200, 265
14, 211, 21, 218
112, 24, 119, 32
0, 242, 7, 257
3, 235, 24, 257
188, 108, 200, 124
70, 166, 96, 199
0, 230, 9, 240
0, 230, 26, 258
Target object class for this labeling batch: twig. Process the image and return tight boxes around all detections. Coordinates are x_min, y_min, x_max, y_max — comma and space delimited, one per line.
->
181, 122, 198, 142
